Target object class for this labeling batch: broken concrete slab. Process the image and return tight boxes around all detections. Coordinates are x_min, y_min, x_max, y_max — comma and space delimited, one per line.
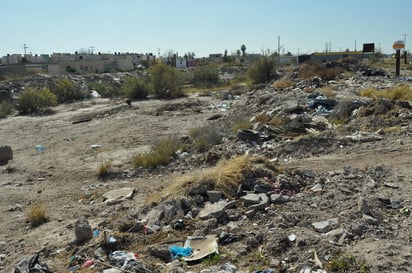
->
102, 187, 135, 205
312, 218, 339, 233
198, 202, 226, 220
183, 235, 218, 262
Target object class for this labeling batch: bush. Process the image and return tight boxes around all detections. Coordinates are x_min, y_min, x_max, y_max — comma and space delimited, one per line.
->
16, 88, 57, 114
133, 135, 184, 168
26, 203, 48, 227
189, 126, 222, 152
191, 64, 220, 87
248, 55, 277, 84
121, 76, 150, 100
0, 101, 13, 119
150, 63, 183, 98
51, 78, 84, 103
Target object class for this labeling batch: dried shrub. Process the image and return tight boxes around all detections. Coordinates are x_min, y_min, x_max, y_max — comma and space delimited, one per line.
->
189, 126, 222, 152
299, 63, 344, 80
151, 155, 280, 203
133, 135, 184, 168
319, 86, 336, 98
254, 113, 272, 123
27, 203, 48, 227
360, 84, 412, 101
97, 160, 112, 179
273, 79, 295, 89
231, 119, 252, 134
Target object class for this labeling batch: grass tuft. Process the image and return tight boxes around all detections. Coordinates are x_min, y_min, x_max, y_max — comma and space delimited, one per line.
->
360, 84, 412, 101
133, 135, 184, 168
97, 159, 112, 179
26, 203, 48, 227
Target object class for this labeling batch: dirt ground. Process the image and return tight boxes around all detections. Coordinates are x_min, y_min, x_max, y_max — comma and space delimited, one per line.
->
1, 76, 411, 273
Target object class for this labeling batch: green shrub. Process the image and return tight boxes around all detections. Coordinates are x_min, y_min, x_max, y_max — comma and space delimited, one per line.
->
16, 88, 57, 114
248, 55, 277, 84
121, 76, 150, 99
150, 63, 183, 98
51, 78, 83, 103
189, 126, 222, 152
133, 135, 184, 168
192, 64, 220, 87
0, 101, 13, 119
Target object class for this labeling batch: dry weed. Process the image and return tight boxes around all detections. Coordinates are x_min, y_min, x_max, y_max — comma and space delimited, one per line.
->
273, 79, 295, 89
26, 203, 48, 227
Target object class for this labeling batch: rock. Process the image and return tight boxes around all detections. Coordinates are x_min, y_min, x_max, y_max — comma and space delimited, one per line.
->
240, 193, 261, 205
270, 193, 290, 204
102, 188, 135, 205
198, 202, 226, 220
206, 190, 223, 203
74, 216, 93, 243
311, 218, 339, 233
147, 245, 172, 262
0, 146, 13, 166
283, 100, 306, 113
249, 193, 269, 211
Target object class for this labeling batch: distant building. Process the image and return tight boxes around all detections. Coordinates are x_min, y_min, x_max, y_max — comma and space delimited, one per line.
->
209, 53, 223, 63
1, 54, 22, 65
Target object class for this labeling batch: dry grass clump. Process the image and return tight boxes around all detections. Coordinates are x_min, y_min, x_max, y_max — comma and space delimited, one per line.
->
147, 155, 280, 203
318, 86, 336, 98
254, 113, 272, 123
189, 126, 222, 152
26, 203, 48, 227
272, 79, 295, 89
231, 119, 252, 134
360, 84, 412, 101
299, 63, 344, 80
97, 159, 112, 179
133, 135, 184, 168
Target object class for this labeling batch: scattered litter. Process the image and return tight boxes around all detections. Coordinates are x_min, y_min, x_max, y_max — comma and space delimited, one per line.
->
91, 144, 102, 149
169, 246, 193, 259
183, 235, 218, 262
383, 182, 399, 189
35, 145, 45, 154
14, 253, 54, 273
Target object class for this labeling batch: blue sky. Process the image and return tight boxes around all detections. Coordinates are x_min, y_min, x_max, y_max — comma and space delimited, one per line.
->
1, 0, 411, 57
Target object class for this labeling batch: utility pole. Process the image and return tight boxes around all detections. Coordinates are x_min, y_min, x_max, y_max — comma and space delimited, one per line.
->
402, 34, 407, 48
89, 46, 95, 54
277, 35, 280, 57
23, 43, 28, 57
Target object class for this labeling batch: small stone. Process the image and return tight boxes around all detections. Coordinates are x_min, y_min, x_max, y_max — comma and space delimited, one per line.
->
74, 216, 93, 243
312, 218, 339, 233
